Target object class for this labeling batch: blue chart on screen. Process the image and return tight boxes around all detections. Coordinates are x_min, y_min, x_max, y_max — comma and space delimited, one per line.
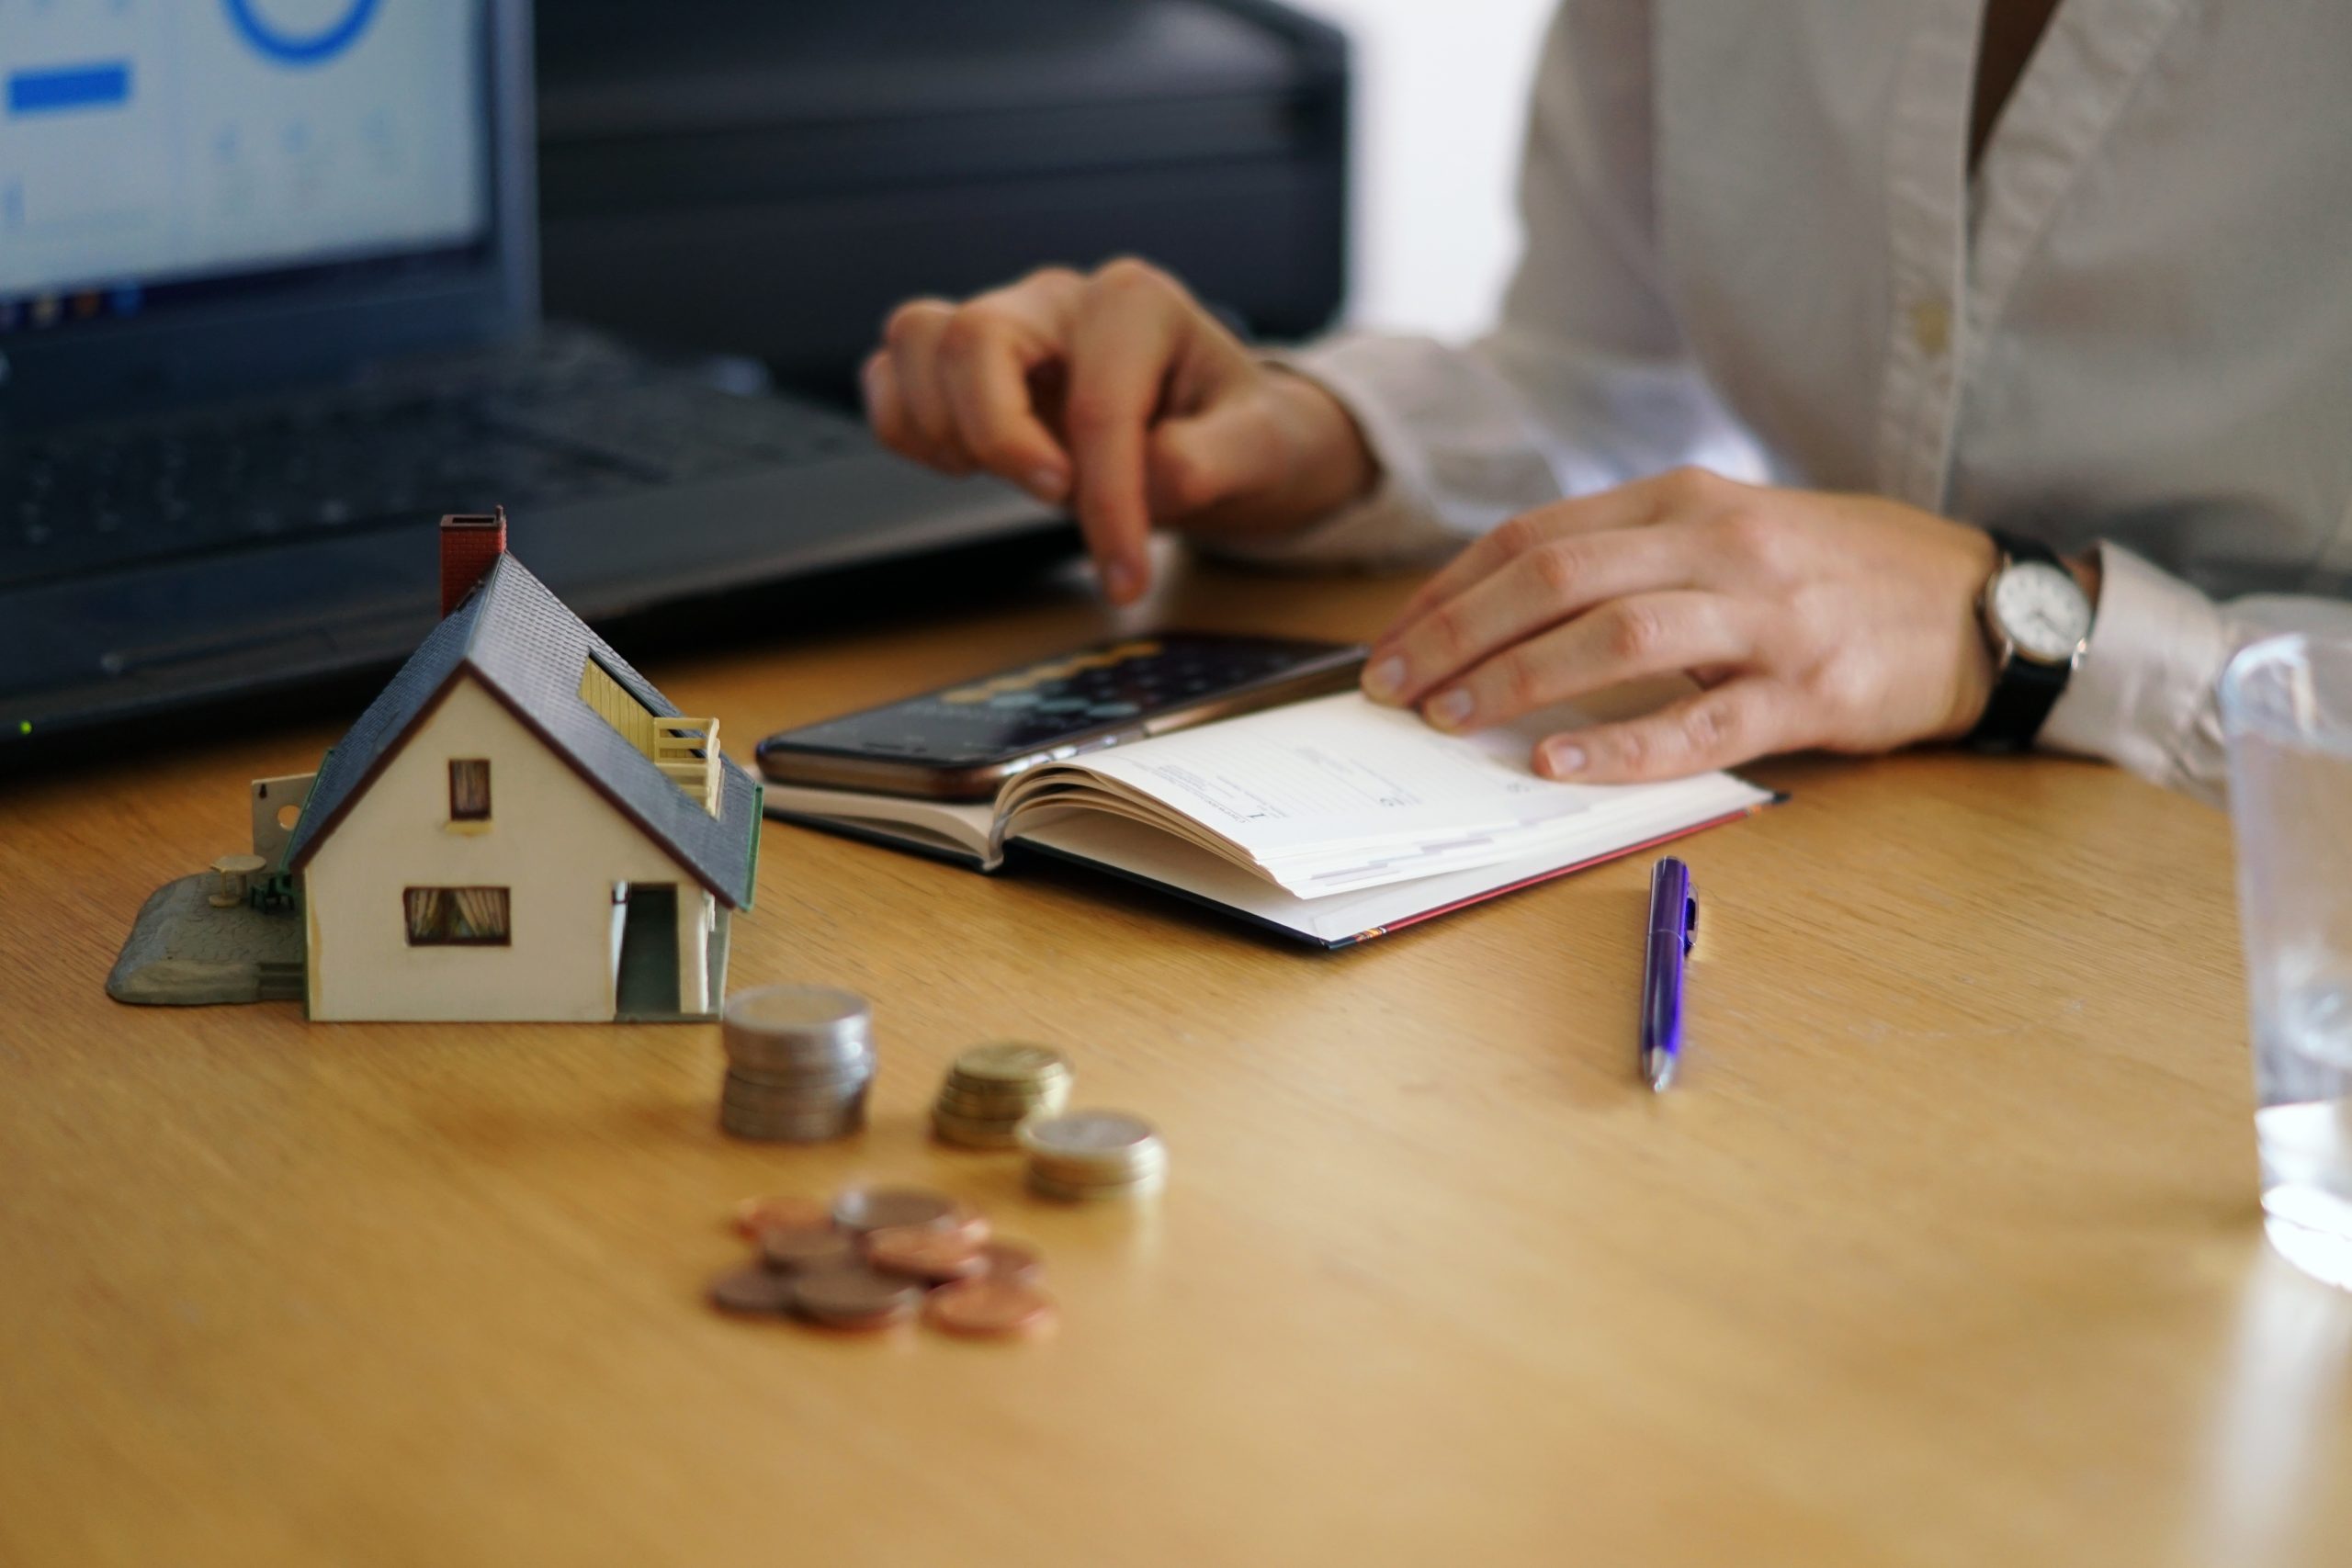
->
6, 63, 131, 116
224, 0, 381, 66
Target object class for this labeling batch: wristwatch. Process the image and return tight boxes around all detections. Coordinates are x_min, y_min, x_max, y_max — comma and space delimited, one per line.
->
1964, 529, 2094, 753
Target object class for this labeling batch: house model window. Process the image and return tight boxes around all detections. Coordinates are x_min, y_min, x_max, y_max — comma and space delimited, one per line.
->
448, 758, 492, 820
404, 886, 512, 946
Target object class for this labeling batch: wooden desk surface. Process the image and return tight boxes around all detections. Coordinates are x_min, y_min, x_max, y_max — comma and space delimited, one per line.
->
4, 554, 2347, 1568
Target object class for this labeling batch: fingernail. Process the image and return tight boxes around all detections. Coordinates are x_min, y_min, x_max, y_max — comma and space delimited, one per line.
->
1363, 655, 1408, 702
1025, 467, 1069, 505
1427, 689, 1474, 730
1543, 741, 1587, 775
1103, 560, 1139, 603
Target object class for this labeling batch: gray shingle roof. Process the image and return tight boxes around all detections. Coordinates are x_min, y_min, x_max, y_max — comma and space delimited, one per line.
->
282, 553, 760, 908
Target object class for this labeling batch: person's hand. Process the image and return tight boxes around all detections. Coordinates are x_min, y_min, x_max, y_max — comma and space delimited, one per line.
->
1360, 468, 2005, 782
863, 259, 1377, 604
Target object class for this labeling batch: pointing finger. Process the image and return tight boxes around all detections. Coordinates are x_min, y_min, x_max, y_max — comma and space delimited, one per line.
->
1064, 264, 1188, 603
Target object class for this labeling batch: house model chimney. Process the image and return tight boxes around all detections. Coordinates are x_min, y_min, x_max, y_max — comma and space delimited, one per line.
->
439, 507, 508, 615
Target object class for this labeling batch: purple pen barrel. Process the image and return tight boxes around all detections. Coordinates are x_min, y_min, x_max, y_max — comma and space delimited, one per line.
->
1641, 858, 1696, 1090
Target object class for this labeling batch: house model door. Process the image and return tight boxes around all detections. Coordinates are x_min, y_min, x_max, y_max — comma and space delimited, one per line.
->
615, 883, 680, 1019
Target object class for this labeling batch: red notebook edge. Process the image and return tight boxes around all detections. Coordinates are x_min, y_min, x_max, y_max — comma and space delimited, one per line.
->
1325, 793, 1785, 950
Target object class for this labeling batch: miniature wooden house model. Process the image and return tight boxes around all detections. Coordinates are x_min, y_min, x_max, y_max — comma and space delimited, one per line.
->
278, 512, 760, 1021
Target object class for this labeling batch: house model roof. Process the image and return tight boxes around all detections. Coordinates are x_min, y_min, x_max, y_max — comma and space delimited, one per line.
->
281, 552, 761, 908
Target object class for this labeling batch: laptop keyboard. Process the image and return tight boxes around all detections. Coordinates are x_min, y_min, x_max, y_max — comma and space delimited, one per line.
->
0, 338, 866, 592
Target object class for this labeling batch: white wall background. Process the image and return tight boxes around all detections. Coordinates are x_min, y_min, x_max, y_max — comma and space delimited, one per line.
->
1291, 0, 1559, 340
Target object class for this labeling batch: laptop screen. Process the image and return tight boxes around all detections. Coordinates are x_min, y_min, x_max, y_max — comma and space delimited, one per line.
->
0, 0, 490, 335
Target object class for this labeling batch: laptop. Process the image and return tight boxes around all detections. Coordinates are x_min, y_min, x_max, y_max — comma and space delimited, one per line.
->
0, 0, 1064, 761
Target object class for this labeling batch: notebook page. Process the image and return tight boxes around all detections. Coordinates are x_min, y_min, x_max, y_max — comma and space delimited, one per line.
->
1015, 784, 1764, 941
1024, 690, 1765, 888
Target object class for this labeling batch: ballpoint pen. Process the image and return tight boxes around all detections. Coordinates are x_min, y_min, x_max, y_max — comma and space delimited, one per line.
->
1641, 857, 1697, 1091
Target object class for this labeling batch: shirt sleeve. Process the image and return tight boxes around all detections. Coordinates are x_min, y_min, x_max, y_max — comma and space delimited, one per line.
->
1202, 0, 1769, 570
2042, 544, 2352, 805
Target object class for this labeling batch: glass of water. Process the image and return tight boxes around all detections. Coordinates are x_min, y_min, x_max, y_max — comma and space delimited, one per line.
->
2222, 633, 2352, 1289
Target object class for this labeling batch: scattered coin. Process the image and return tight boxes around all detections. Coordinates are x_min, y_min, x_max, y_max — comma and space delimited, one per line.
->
831, 1185, 961, 1234
864, 1224, 989, 1282
732, 1194, 832, 1239
707, 1264, 799, 1316
792, 1266, 924, 1330
714, 1183, 1069, 1340
977, 1240, 1045, 1286
759, 1226, 858, 1273
718, 985, 876, 1144
928, 1206, 993, 1248
925, 1279, 1056, 1337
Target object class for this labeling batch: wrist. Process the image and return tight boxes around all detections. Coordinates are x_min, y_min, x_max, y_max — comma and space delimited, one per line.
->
1961, 529, 2098, 752
1260, 366, 1381, 532
2065, 545, 2103, 608
1941, 525, 2003, 739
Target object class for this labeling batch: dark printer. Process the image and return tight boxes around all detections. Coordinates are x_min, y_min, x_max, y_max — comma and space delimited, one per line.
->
535, 0, 1350, 397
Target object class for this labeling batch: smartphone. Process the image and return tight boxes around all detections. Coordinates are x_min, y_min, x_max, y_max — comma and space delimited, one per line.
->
755, 631, 1368, 800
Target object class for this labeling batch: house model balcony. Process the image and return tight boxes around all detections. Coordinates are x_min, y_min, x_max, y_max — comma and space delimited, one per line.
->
579, 657, 723, 818
651, 717, 723, 818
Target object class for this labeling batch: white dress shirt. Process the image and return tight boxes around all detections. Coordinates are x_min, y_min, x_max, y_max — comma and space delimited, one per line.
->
1245, 0, 2352, 802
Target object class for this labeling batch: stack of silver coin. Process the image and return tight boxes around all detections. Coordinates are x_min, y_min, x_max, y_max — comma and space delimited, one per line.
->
718, 984, 874, 1142
931, 1043, 1073, 1148
1019, 1110, 1167, 1201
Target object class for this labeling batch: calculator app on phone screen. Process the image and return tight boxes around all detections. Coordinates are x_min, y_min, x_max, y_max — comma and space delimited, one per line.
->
755, 632, 1366, 800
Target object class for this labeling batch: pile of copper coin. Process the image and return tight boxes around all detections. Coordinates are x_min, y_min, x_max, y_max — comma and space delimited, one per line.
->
711, 1185, 1054, 1337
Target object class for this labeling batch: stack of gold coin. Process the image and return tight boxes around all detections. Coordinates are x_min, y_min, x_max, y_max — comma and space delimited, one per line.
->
931, 1043, 1073, 1148
718, 984, 874, 1143
1019, 1109, 1166, 1201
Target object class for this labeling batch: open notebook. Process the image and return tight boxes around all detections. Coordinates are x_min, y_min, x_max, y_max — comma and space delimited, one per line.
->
762, 691, 1775, 948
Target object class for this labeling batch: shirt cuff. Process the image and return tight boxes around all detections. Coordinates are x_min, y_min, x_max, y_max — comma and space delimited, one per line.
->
1191, 334, 1556, 570
2041, 543, 2233, 803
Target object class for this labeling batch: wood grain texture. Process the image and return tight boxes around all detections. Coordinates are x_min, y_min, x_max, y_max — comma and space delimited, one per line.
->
4, 550, 2347, 1568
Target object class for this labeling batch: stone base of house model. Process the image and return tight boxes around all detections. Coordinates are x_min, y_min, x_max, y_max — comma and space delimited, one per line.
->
106, 874, 307, 1008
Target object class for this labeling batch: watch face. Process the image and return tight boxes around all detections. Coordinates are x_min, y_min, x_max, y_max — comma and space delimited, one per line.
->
1991, 560, 2093, 663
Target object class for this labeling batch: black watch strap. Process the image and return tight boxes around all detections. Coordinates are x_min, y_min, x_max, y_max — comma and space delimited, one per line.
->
1965, 530, 2075, 755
